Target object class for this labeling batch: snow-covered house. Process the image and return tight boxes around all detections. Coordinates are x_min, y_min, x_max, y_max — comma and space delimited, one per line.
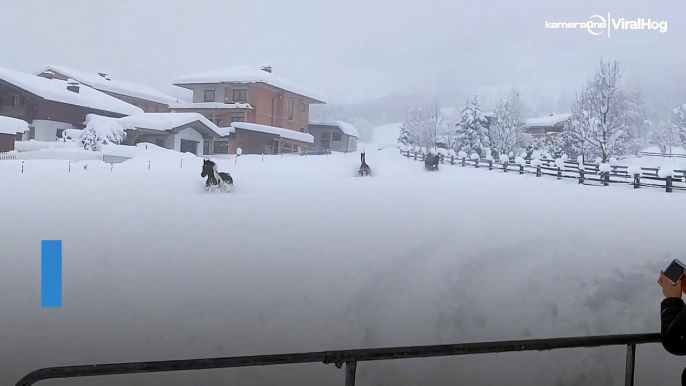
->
35, 65, 182, 113
115, 113, 227, 156
0, 116, 29, 151
170, 65, 325, 154
307, 121, 359, 152
0, 66, 143, 142
524, 113, 572, 139
230, 121, 314, 155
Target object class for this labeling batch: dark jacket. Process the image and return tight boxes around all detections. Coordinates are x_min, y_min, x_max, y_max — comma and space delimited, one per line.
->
662, 297, 686, 356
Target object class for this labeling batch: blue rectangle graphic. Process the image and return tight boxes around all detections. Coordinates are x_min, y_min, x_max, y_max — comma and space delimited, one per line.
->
41, 240, 62, 308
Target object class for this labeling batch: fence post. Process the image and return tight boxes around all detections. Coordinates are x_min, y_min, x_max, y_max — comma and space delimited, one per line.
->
461, 158, 466, 167
488, 160, 493, 170
519, 164, 524, 174
503, 162, 508, 172
22, 160, 24, 174
414, 152, 417, 160
474, 159, 479, 168
344, 361, 357, 386
578, 170, 585, 184
536, 165, 541, 177
148, 160, 151, 171
69, 161, 71, 173
624, 343, 636, 386
111, 163, 114, 172
557, 168, 562, 180
633, 174, 640, 189
180, 159, 183, 169
450, 156, 455, 165
666, 176, 673, 193
603, 172, 609, 186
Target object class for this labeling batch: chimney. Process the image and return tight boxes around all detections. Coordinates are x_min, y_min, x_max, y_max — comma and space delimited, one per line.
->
66, 78, 80, 93
261, 66, 272, 73
40, 70, 55, 80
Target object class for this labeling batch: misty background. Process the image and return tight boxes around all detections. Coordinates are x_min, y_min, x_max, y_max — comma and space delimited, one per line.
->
2, 0, 684, 130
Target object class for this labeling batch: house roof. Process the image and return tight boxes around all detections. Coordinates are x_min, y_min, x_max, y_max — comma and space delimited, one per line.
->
231, 122, 314, 144
35, 65, 182, 105
173, 65, 325, 103
0, 115, 29, 135
0, 66, 143, 116
525, 113, 572, 127
116, 113, 228, 137
309, 120, 360, 139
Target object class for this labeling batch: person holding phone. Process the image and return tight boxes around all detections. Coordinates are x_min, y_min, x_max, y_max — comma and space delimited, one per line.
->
658, 263, 686, 385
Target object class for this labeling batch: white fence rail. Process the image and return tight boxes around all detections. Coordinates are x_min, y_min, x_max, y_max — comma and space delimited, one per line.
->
0, 150, 103, 162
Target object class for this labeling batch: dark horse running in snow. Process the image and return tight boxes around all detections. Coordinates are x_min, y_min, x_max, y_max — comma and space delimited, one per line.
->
359, 151, 372, 176
425, 152, 440, 171
201, 159, 233, 192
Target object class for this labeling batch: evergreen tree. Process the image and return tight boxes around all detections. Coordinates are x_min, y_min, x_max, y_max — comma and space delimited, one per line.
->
455, 95, 490, 156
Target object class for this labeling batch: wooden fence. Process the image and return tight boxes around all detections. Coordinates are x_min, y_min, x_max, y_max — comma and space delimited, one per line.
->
402, 150, 686, 193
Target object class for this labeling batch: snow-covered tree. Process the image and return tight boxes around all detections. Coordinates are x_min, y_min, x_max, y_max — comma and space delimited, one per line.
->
675, 103, 686, 146
489, 89, 525, 156
398, 101, 451, 149
78, 114, 127, 151
398, 107, 425, 146
650, 120, 681, 154
565, 59, 632, 162
454, 95, 490, 156
622, 89, 651, 156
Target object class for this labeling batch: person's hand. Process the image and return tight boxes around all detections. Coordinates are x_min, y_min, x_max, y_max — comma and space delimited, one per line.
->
659, 271, 683, 299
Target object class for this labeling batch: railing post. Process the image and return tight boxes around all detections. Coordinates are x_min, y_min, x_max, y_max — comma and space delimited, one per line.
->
624, 343, 636, 386
519, 165, 524, 174
450, 156, 455, 165
488, 160, 493, 170
414, 152, 417, 160
578, 170, 584, 184
557, 167, 561, 180
633, 174, 640, 189
345, 361, 357, 386
536, 165, 541, 177
461, 158, 466, 167
666, 176, 673, 193
503, 162, 508, 172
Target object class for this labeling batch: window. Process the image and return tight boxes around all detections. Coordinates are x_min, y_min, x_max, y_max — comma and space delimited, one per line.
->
230, 114, 245, 123
12, 96, 24, 106
287, 97, 294, 120
213, 140, 229, 154
15, 132, 23, 141
299, 128, 305, 132
55, 129, 64, 140
214, 118, 222, 126
332, 132, 342, 141
232, 89, 247, 102
301, 101, 306, 112
204, 89, 215, 102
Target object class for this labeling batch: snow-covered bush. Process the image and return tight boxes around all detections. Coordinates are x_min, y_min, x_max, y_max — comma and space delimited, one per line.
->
627, 165, 642, 176
515, 156, 526, 166
530, 158, 542, 168
458, 150, 467, 160
420, 146, 427, 155
448, 149, 456, 157
599, 163, 612, 173
555, 158, 565, 169
470, 153, 480, 160
499, 154, 510, 163
658, 165, 675, 178
78, 114, 127, 151
485, 154, 494, 162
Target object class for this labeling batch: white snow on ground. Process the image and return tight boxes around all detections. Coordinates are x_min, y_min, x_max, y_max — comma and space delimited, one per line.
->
1, 148, 686, 385
368, 122, 401, 149
0, 116, 29, 135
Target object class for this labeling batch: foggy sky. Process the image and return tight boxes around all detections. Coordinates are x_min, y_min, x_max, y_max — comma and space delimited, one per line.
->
2, 0, 684, 106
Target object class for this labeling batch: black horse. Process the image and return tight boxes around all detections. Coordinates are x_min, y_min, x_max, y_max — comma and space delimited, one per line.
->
359, 151, 372, 176
201, 159, 233, 192
425, 153, 440, 171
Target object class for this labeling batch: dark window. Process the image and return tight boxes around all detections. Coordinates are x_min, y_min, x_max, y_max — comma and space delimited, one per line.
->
203, 139, 210, 155
231, 114, 245, 122
214, 118, 222, 126
300, 128, 305, 132
204, 89, 215, 102
214, 140, 229, 154
301, 101, 306, 112
287, 97, 294, 120
232, 89, 247, 102
55, 129, 64, 140
12, 96, 24, 106
15, 132, 22, 141
332, 132, 342, 141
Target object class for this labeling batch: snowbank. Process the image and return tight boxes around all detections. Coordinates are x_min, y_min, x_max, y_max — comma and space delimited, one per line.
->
0, 116, 28, 135
599, 163, 612, 173
658, 165, 675, 178
515, 156, 526, 166
470, 153, 480, 160
499, 154, 510, 163
627, 165, 643, 176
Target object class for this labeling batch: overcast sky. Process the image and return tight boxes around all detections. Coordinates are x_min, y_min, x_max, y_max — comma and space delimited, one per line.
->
2, 0, 684, 105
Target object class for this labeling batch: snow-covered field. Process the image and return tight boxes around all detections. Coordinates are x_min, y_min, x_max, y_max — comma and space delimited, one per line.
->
2, 143, 686, 386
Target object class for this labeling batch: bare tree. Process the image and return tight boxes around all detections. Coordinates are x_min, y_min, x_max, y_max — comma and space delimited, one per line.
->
490, 89, 525, 156
566, 59, 632, 162
650, 120, 681, 154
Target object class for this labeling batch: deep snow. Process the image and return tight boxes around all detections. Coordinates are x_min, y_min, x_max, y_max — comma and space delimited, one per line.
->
1, 146, 686, 385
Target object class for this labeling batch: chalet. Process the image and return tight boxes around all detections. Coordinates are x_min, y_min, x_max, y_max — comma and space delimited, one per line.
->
171, 65, 325, 154
114, 113, 227, 156
0, 115, 29, 152
524, 113, 572, 140
0, 66, 143, 142
35, 65, 181, 113
307, 121, 359, 152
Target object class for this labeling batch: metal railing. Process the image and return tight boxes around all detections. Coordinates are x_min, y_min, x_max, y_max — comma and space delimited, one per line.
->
15, 332, 662, 386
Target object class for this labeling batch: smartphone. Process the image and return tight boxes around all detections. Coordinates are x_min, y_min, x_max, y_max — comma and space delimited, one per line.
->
664, 259, 686, 283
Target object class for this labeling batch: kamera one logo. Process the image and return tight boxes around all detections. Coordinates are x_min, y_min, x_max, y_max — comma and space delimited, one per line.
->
545, 13, 668, 38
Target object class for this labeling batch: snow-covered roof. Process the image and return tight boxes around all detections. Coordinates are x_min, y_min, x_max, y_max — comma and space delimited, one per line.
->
173, 65, 324, 102
0, 115, 29, 135
231, 122, 314, 143
309, 120, 359, 138
116, 113, 225, 137
35, 65, 182, 105
525, 113, 572, 127
169, 102, 252, 110
0, 66, 143, 116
